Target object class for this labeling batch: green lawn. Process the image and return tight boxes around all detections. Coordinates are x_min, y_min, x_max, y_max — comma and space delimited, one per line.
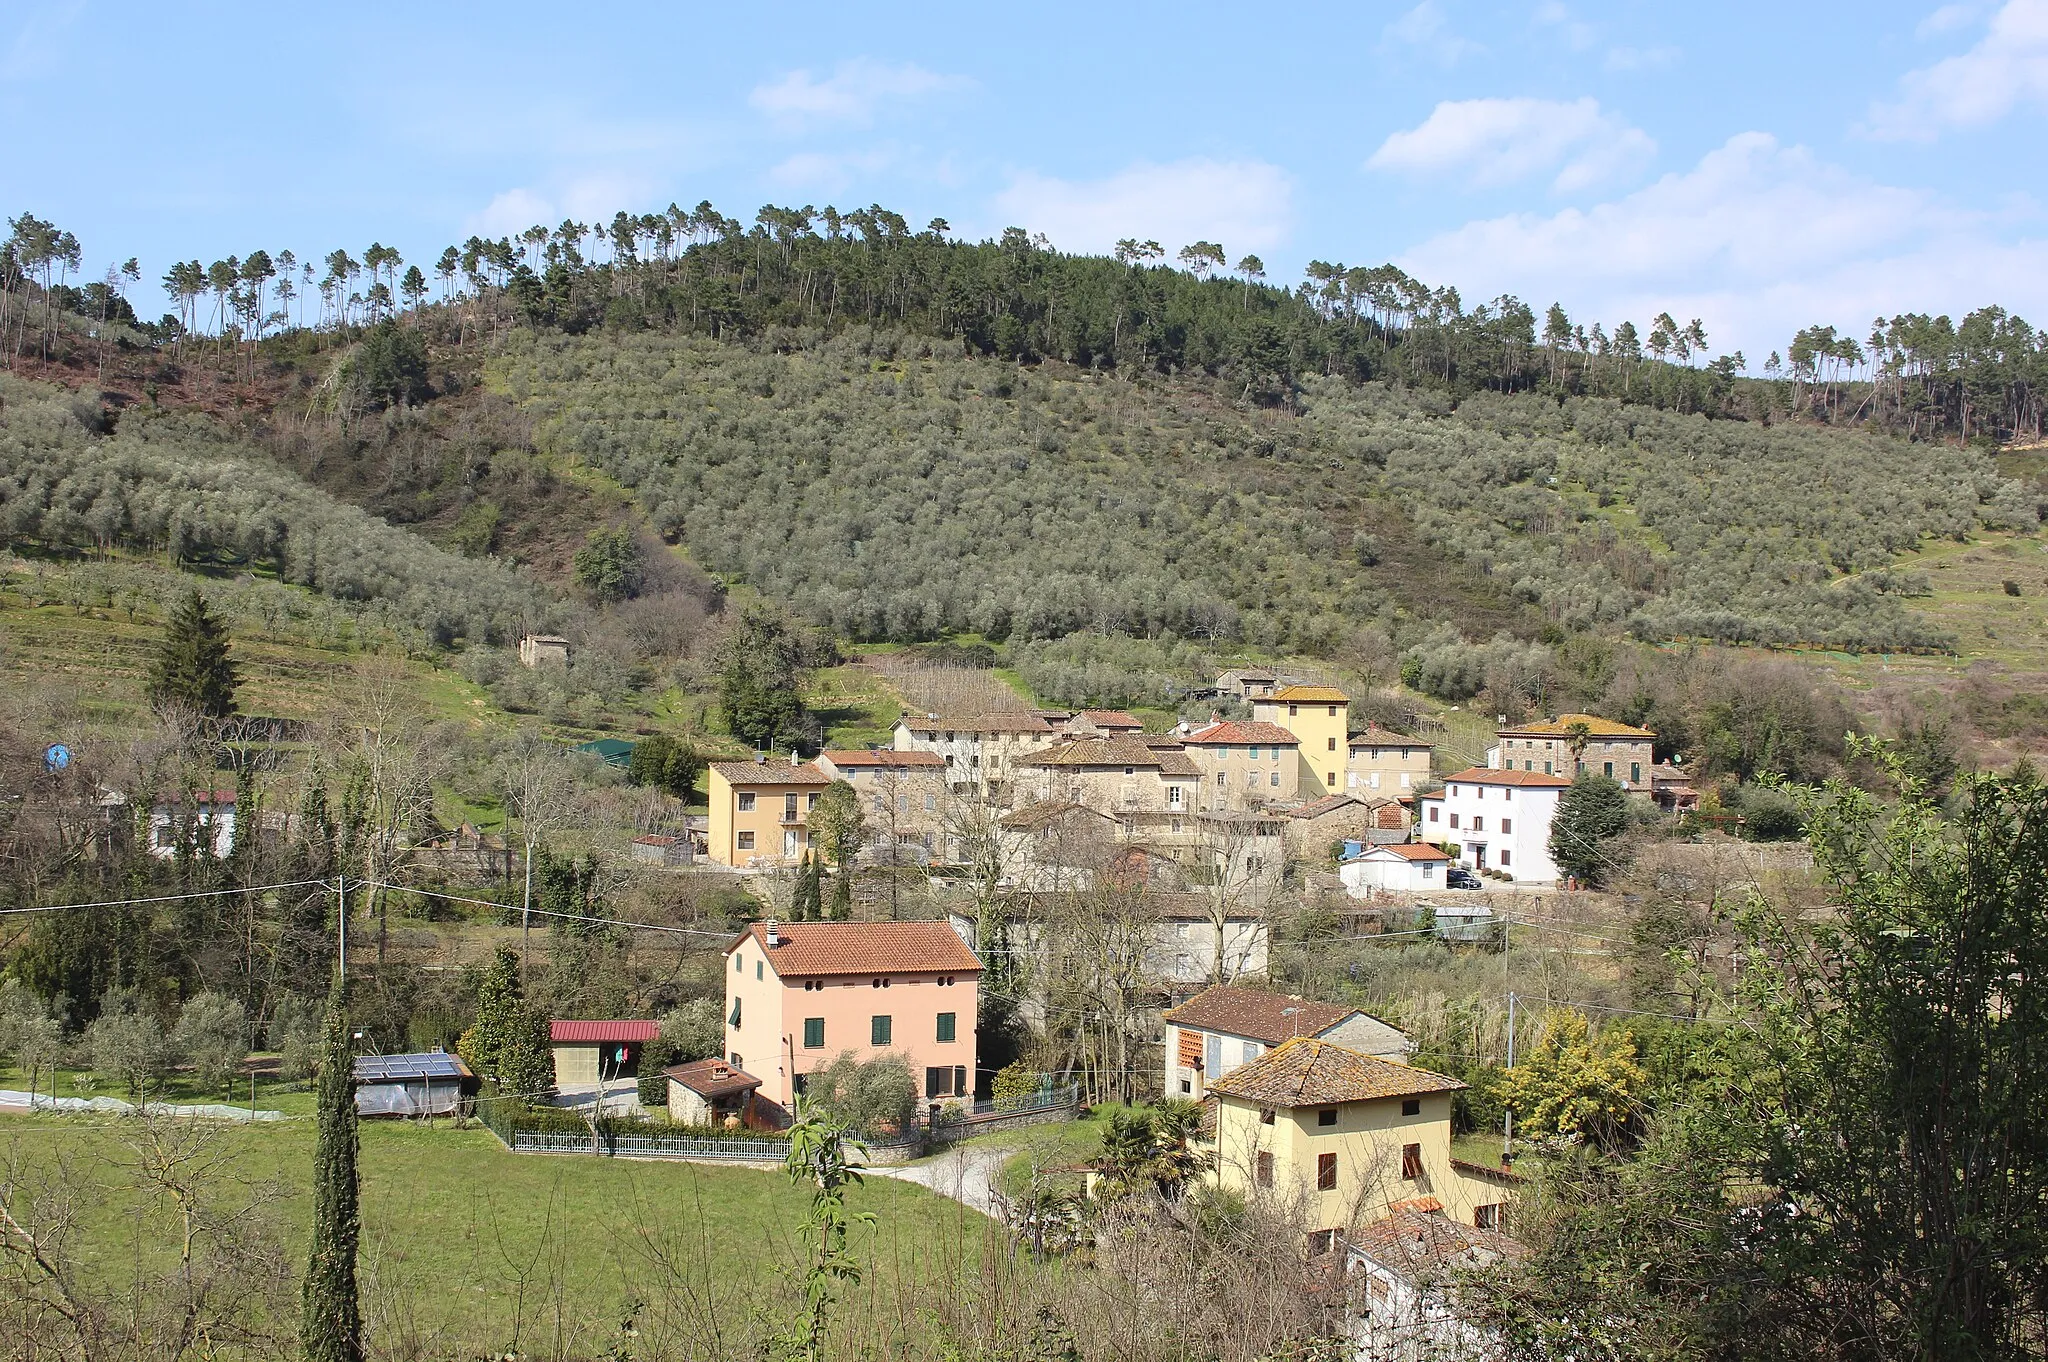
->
0, 1107, 999, 1358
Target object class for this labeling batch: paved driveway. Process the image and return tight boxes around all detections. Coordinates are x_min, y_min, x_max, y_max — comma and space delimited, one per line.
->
869, 1143, 1014, 1218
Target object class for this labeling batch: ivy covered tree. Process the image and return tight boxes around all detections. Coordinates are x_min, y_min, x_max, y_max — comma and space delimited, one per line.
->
456, 946, 553, 1099
715, 606, 812, 751
570, 527, 644, 603
1549, 772, 1630, 885
301, 982, 363, 1362
146, 588, 239, 717
626, 732, 702, 798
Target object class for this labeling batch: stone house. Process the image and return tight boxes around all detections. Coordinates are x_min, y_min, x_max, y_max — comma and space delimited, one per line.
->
1489, 713, 1656, 791
1347, 726, 1434, 800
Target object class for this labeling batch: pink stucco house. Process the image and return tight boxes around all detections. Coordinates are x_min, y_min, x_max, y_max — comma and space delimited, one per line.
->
724, 920, 983, 1113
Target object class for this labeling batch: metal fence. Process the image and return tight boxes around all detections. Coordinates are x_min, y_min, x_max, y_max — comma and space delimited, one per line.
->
478, 1084, 1080, 1161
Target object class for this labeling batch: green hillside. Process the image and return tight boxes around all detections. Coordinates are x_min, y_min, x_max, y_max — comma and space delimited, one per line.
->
500, 329, 2027, 661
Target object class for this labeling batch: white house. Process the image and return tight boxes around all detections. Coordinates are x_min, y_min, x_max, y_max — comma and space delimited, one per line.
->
1339, 842, 1451, 895
1160, 983, 1410, 1100
1416, 768, 1569, 884
1347, 1203, 1524, 1361
147, 789, 237, 859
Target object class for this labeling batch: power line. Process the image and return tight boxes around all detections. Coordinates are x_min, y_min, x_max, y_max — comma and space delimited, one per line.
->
0, 878, 337, 918
358, 880, 738, 940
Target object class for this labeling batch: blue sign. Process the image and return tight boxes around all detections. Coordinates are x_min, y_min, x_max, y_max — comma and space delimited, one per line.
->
43, 744, 71, 772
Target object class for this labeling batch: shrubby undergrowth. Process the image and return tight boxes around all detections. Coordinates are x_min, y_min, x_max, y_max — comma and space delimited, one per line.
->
0, 376, 551, 645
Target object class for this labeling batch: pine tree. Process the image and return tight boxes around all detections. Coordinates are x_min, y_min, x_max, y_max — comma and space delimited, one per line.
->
792, 852, 822, 922
300, 982, 362, 1362
146, 587, 239, 718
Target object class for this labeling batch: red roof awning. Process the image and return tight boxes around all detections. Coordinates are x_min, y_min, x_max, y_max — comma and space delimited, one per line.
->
549, 1020, 661, 1044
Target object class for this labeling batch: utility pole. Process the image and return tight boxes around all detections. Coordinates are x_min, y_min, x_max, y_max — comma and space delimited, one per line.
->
521, 842, 533, 977
335, 874, 348, 979
1503, 990, 1516, 1163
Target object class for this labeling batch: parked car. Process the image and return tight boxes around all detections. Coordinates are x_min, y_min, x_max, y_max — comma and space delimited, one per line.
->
1444, 867, 1484, 890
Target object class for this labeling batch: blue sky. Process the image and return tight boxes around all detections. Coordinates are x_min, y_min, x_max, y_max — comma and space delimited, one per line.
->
5, 0, 2045, 358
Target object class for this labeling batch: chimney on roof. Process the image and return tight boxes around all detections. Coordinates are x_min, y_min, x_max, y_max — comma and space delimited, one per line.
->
790, 750, 800, 767
754, 751, 766, 764
764, 918, 780, 946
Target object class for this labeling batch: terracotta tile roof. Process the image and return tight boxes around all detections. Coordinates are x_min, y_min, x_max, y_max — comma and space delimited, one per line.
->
821, 749, 947, 769
1164, 984, 1360, 1045
1349, 725, 1433, 748
1078, 709, 1144, 730
1362, 842, 1450, 862
897, 713, 1052, 734
1183, 720, 1301, 747
1019, 737, 1199, 777
1270, 685, 1349, 703
1498, 713, 1654, 738
551, 1020, 662, 1044
1349, 1205, 1526, 1280
662, 1057, 762, 1099
1450, 1156, 1527, 1186
1206, 1037, 1465, 1106
733, 920, 982, 978
708, 760, 833, 787
1287, 793, 1397, 819
1434, 766, 1572, 789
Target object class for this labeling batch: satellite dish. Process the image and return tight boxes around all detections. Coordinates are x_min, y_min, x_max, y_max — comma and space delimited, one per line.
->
43, 744, 71, 772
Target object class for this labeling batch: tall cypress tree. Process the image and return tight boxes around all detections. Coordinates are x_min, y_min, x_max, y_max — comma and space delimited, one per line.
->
146, 588, 239, 718
301, 982, 362, 1362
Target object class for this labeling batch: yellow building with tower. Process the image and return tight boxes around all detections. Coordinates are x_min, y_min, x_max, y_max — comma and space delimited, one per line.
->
1251, 685, 1350, 795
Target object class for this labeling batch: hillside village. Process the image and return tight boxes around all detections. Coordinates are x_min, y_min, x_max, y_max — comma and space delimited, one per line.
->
4, 86, 2045, 1353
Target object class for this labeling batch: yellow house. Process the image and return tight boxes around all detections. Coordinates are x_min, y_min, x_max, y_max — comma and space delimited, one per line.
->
705, 757, 833, 867
1204, 1037, 1516, 1242
1251, 686, 1350, 796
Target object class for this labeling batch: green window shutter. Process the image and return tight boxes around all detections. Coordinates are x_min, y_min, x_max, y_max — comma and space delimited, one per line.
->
728, 997, 741, 1028
871, 1015, 892, 1047
804, 1017, 825, 1049
936, 1011, 956, 1043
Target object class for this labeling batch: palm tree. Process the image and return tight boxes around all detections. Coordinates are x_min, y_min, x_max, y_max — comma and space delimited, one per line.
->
1563, 719, 1594, 775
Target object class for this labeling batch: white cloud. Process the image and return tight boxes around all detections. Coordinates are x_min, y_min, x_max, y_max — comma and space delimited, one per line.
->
2, 0, 83, 82
766, 148, 897, 195
1866, 0, 2048, 138
749, 58, 964, 128
468, 173, 654, 237
1382, 1, 1481, 64
1533, 2, 1597, 50
1917, 3, 1984, 36
1368, 98, 1655, 193
988, 159, 1294, 258
1391, 131, 2048, 358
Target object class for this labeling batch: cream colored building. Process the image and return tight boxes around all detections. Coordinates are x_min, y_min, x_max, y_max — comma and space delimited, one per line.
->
1490, 713, 1656, 791
1251, 686, 1350, 796
1347, 725, 1434, 799
1010, 737, 1202, 840
705, 757, 831, 868
1204, 1038, 1515, 1240
1177, 720, 1304, 811
816, 749, 951, 863
892, 713, 1057, 795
